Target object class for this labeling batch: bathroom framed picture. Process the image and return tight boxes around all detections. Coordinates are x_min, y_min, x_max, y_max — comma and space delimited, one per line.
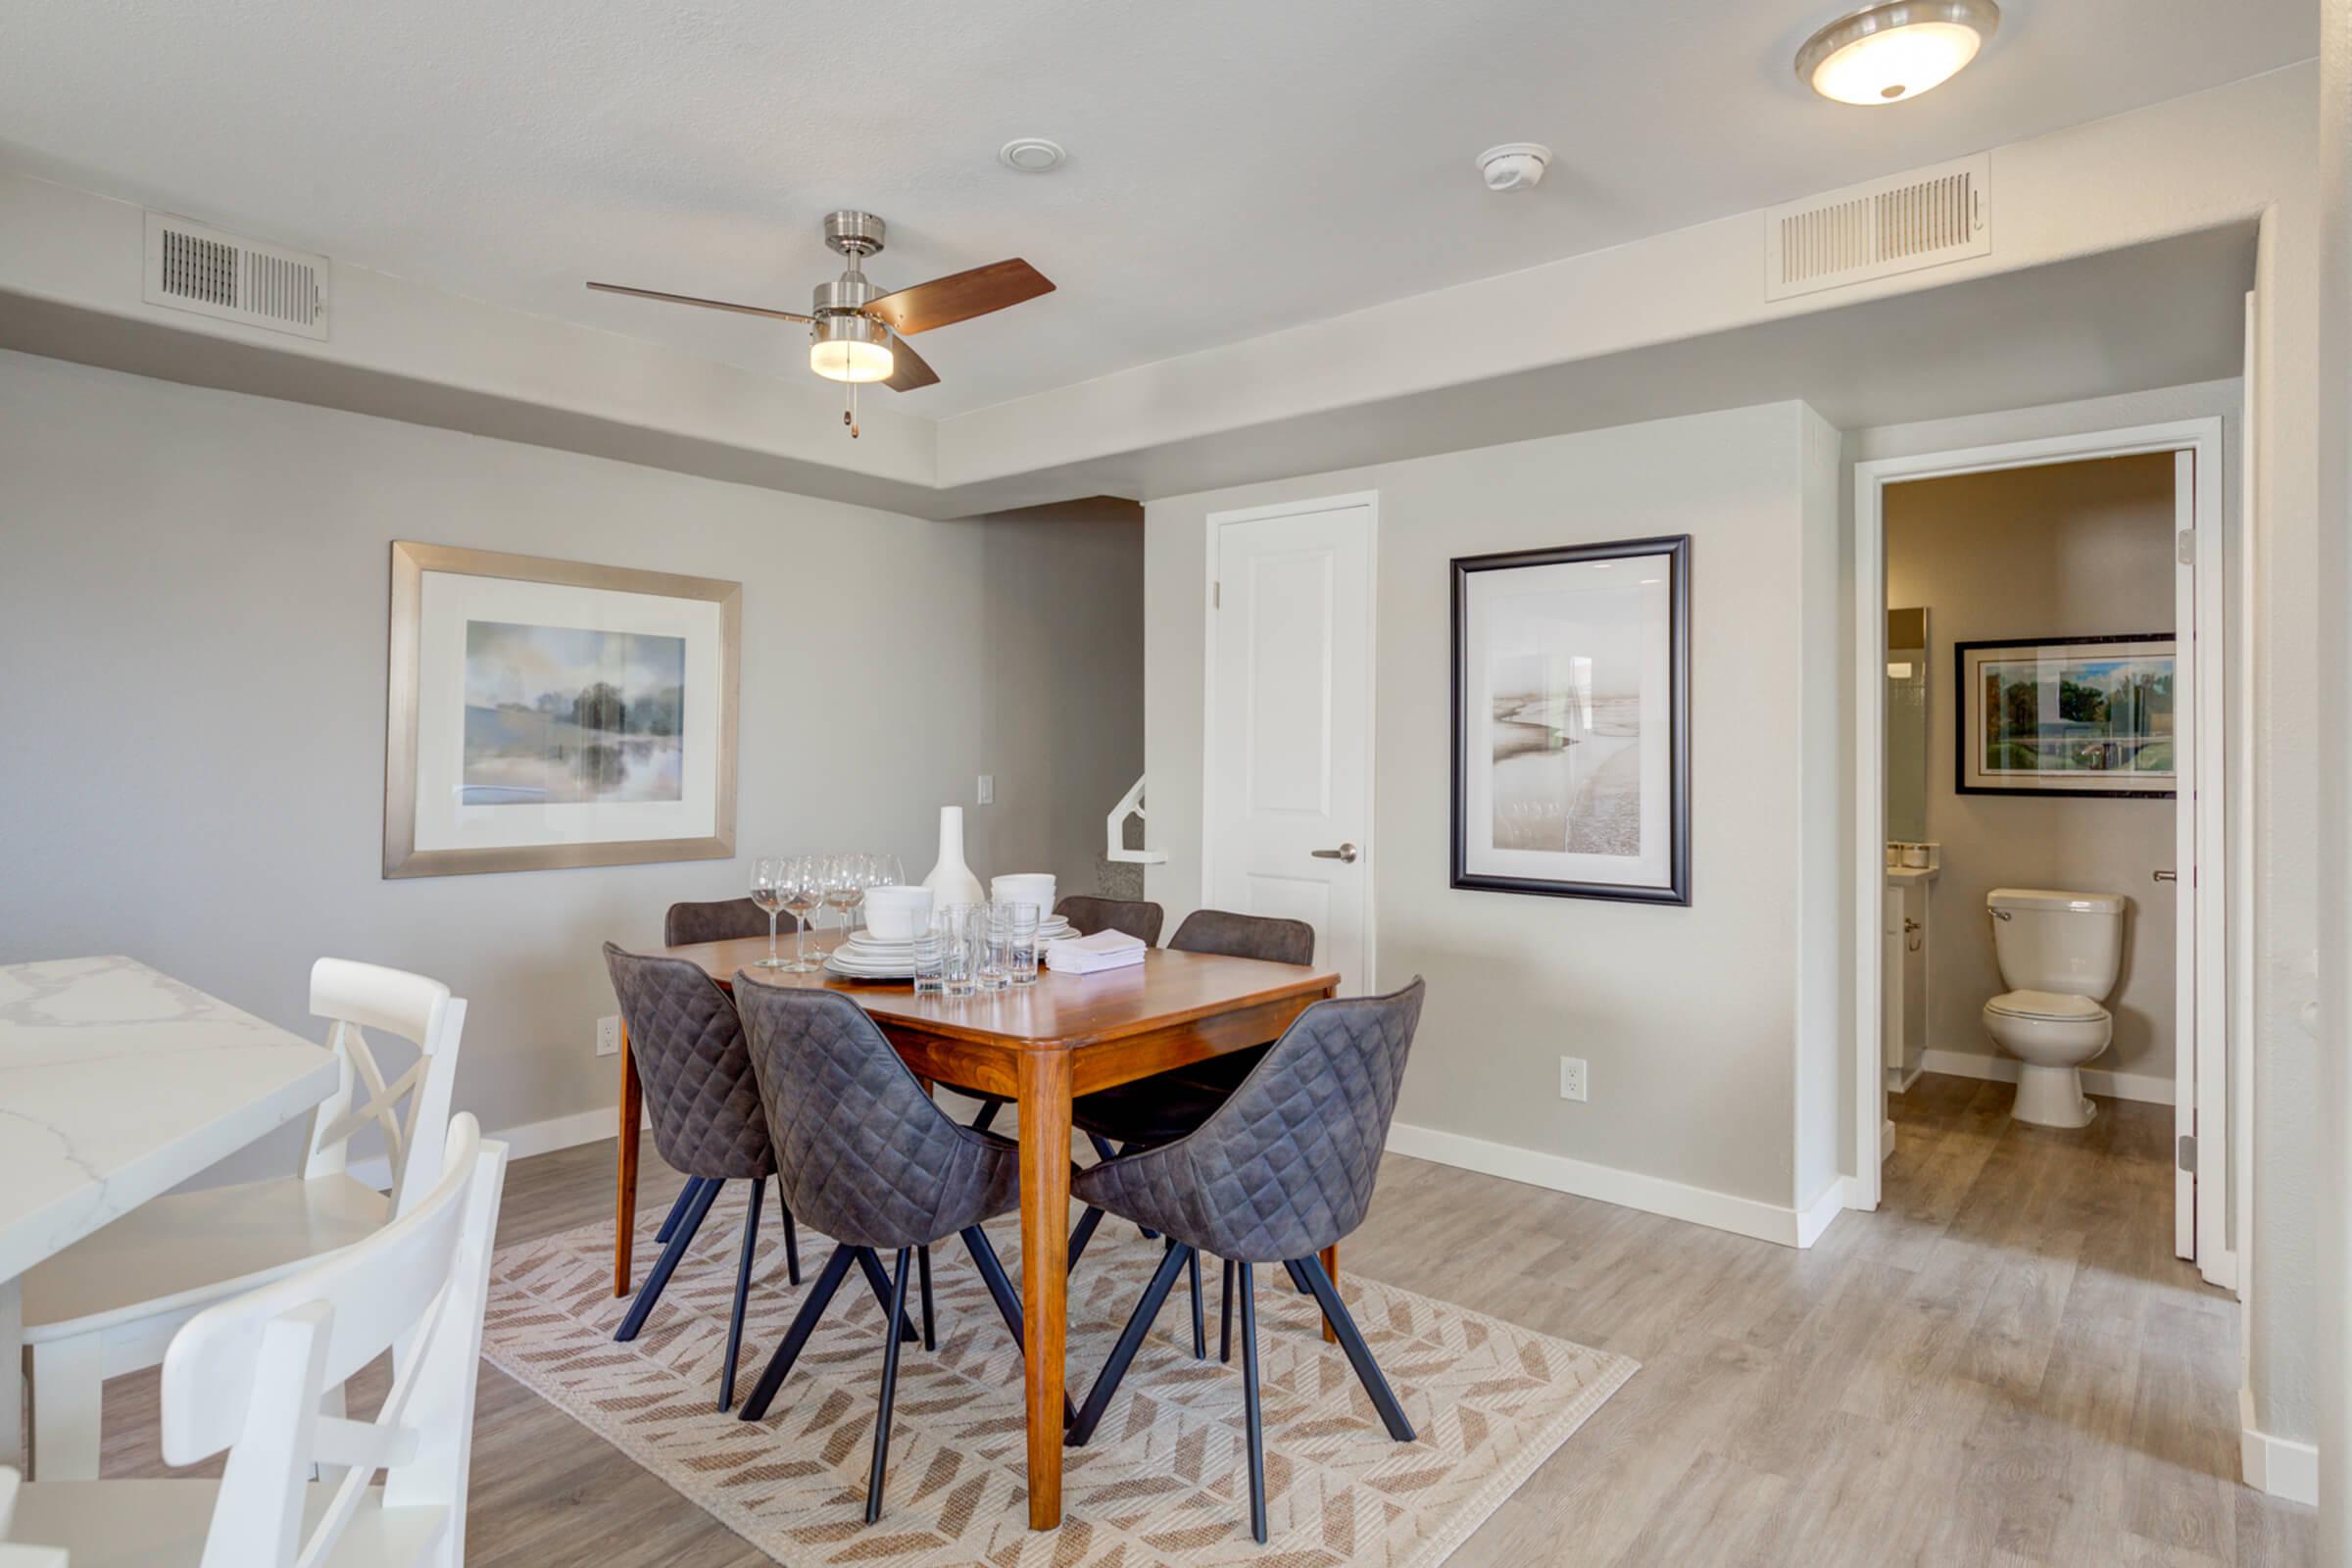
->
382, 541, 742, 878
1955, 633, 2176, 798
1450, 535, 1690, 905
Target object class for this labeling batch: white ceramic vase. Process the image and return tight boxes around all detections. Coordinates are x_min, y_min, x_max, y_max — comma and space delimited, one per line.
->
922, 806, 986, 907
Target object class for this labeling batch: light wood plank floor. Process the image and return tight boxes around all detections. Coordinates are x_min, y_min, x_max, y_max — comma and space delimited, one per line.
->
89, 1072, 2311, 1565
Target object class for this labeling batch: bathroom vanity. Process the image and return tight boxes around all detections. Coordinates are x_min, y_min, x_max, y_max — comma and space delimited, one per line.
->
1884, 861, 1936, 1090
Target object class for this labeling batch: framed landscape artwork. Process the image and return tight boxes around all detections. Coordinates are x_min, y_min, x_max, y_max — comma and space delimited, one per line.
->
1955, 634, 2176, 799
1451, 535, 1690, 905
383, 541, 740, 877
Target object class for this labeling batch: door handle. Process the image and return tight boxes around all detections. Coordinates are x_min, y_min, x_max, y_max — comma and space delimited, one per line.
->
2153, 869, 2179, 883
1310, 843, 1359, 863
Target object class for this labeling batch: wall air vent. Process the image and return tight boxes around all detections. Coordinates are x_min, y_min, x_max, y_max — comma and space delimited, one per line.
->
1764, 153, 1988, 302
142, 212, 329, 339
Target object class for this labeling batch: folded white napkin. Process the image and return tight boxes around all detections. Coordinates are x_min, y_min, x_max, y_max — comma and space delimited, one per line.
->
1044, 928, 1148, 974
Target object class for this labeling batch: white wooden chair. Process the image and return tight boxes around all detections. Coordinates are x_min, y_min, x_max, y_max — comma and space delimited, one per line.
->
6, 1115, 507, 1568
23, 958, 466, 1480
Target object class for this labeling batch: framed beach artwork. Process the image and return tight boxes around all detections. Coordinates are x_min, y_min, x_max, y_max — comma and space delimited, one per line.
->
1451, 535, 1690, 905
1955, 634, 2176, 798
383, 542, 740, 877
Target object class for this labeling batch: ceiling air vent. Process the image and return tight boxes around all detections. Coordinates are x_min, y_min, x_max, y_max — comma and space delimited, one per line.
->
142, 212, 329, 340
1765, 153, 1988, 302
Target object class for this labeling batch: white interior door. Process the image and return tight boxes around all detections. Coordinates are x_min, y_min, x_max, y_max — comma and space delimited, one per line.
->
1207, 498, 1374, 992
2172, 447, 2197, 1261
2174, 440, 2232, 1288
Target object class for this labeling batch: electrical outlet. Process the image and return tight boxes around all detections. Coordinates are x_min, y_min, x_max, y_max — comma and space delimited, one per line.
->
976, 773, 996, 806
1559, 1055, 1589, 1102
596, 1015, 621, 1056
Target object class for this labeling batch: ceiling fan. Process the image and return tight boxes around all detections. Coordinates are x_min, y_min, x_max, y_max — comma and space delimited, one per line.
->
586, 210, 1054, 436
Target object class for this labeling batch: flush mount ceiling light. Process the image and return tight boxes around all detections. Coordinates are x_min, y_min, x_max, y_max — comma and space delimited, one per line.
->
1796, 0, 2000, 106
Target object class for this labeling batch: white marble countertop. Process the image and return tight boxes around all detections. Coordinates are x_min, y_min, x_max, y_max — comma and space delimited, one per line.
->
0, 955, 338, 1283
1885, 864, 1940, 885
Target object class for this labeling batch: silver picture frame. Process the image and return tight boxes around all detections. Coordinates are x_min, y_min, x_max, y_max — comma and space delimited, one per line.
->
383, 541, 741, 878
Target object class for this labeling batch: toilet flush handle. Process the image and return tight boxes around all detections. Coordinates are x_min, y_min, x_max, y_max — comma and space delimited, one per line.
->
2153, 869, 2179, 883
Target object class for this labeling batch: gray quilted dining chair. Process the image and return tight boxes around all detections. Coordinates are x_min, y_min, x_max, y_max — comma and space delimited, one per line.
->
1054, 894, 1165, 946
1065, 977, 1426, 1544
664, 896, 793, 948
603, 943, 805, 1412
730, 978, 1053, 1526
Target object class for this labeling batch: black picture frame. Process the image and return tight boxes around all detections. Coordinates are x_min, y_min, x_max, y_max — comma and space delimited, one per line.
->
1449, 535, 1691, 905
1953, 632, 2178, 800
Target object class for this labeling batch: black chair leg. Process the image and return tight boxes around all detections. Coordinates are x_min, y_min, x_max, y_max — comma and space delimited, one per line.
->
1069, 1242, 1193, 1446
738, 1243, 856, 1422
655, 1177, 707, 1244
1087, 1134, 1157, 1239
718, 1177, 762, 1411
855, 1246, 921, 1343
1297, 1254, 1415, 1442
1066, 1204, 1105, 1271
1282, 1257, 1316, 1297
958, 1225, 1077, 1426
616, 1178, 721, 1342
970, 1098, 1003, 1134
780, 1200, 801, 1286
1220, 1257, 1235, 1364
1240, 1261, 1267, 1544
1188, 1247, 1206, 1359
917, 1245, 936, 1351
864, 1247, 913, 1524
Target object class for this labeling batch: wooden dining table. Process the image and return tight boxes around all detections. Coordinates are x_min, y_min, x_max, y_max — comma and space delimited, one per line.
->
610, 930, 1339, 1531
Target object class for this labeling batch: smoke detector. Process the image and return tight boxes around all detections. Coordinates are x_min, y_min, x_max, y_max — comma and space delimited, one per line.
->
999, 138, 1067, 172
1476, 143, 1552, 193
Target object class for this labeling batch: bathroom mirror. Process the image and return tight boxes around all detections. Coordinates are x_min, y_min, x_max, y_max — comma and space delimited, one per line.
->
1886, 607, 1929, 843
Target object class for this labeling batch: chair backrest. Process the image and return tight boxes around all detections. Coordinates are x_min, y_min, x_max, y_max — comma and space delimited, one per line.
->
732, 979, 1017, 1249
1055, 895, 1165, 947
664, 896, 793, 948
160, 1115, 507, 1568
1137, 979, 1424, 1262
305, 958, 466, 1219
1168, 909, 1316, 967
603, 945, 775, 1181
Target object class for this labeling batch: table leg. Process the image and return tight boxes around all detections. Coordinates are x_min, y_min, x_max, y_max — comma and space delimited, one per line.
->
0, 1274, 22, 1469
1319, 1244, 1340, 1345
613, 1025, 641, 1298
1015, 1050, 1072, 1530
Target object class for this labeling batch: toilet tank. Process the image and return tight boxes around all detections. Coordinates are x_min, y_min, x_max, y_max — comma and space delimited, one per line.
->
1986, 888, 2127, 998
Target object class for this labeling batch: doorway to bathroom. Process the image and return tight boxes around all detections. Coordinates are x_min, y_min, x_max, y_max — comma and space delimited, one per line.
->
1852, 415, 2237, 1291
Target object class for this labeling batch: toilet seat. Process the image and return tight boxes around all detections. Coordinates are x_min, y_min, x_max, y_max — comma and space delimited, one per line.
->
1985, 989, 2109, 1024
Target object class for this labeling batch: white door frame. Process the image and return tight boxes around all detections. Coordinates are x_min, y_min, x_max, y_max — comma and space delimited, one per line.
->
1200, 491, 1381, 987
1851, 418, 2236, 1290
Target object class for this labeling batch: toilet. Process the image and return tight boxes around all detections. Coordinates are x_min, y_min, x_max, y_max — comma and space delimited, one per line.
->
1982, 887, 2127, 1128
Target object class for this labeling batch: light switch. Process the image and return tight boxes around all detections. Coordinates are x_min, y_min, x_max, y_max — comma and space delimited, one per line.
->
977, 774, 996, 805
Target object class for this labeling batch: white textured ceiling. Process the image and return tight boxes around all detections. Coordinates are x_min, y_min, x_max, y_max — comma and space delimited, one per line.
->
0, 0, 2314, 416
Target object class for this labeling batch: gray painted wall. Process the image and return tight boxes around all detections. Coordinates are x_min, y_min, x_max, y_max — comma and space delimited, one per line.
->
0, 349, 1142, 1173
1142, 401, 1844, 1214
1885, 454, 2180, 1083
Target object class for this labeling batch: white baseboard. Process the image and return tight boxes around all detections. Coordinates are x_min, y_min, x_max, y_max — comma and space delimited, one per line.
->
1881, 1117, 1896, 1163
347, 1103, 636, 1192
2239, 1387, 2319, 1505
1384, 1121, 1842, 1250
1919, 1048, 2176, 1106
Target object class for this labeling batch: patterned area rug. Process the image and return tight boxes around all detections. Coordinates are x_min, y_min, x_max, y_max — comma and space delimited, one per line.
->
482, 1188, 1636, 1566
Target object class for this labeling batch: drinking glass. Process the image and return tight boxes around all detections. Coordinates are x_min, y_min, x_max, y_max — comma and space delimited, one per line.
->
938, 905, 978, 997
1004, 901, 1041, 986
910, 915, 946, 996
977, 903, 1012, 992
750, 858, 790, 969
777, 855, 825, 973
823, 854, 865, 941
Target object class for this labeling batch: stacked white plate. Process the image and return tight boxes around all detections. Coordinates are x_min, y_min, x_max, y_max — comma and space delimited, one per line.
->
822, 915, 1081, 980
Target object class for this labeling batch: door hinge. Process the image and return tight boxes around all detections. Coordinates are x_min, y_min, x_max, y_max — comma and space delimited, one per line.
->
2177, 529, 2195, 565
1212, 581, 1221, 609
2178, 1133, 2197, 1173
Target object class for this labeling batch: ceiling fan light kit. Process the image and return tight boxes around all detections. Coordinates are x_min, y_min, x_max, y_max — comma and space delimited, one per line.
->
1796, 0, 2000, 105
584, 208, 1054, 436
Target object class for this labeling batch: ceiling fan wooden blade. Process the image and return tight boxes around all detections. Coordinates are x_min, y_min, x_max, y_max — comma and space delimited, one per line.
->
585, 281, 811, 323
882, 333, 940, 392
864, 259, 1054, 335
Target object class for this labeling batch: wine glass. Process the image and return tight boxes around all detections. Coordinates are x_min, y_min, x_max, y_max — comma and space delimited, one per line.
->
778, 855, 825, 973
822, 853, 865, 943
861, 853, 902, 929
749, 858, 789, 969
